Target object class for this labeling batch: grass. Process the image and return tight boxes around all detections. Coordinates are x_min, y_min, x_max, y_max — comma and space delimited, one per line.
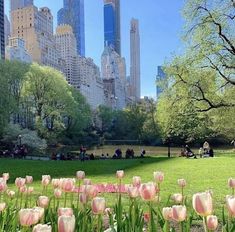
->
1, 150, 235, 216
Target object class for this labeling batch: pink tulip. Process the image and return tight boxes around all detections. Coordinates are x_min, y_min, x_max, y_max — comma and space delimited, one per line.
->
127, 186, 139, 198
153, 171, 164, 183
192, 192, 213, 217
42, 175, 51, 186
116, 170, 124, 179
52, 179, 60, 188
32, 207, 45, 220
143, 213, 150, 223
20, 186, 27, 193
228, 178, 235, 188
33, 224, 52, 232
76, 171, 85, 180
58, 215, 75, 232
226, 195, 235, 216
58, 208, 73, 217
91, 197, 106, 214
0, 203, 6, 212
85, 185, 98, 199
83, 178, 91, 185
132, 176, 141, 187
2, 173, 9, 181
15, 177, 26, 188
27, 187, 34, 194
162, 207, 173, 220
172, 205, 187, 222
139, 183, 156, 201
207, 215, 218, 231
104, 208, 112, 215
178, 179, 186, 188
80, 193, 88, 204
171, 193, 183, 204
25, 175, 33, 184
37, 196, 49, 208
7, 190, 15, 198
0, 180, 7, 192
60, 178, 75, 192
19, 209, 40, 227
54, 188, 62, 198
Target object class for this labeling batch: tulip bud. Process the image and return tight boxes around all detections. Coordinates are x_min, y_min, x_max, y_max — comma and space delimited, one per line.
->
54, 188, 62, 199
58, 208, 73, 217
132, 176, 141, 187
171, 193, 183, 204
228, 178, 235, 188
178, 179, 186, 188
37, 196, 49, 208
19, 186, 27, 193
2, 173, 9, 181
0, 180, 7, 192
80, 193, 88, 204
91, 197, 106, 214
83, 178, 92, 185
41, 175, 51, 186
76, 171, 85, 180
51, 179, 60, 188
116, 170, 124, 179
162, 207, 173, 220
172, 205, 187, 222
127, 186, 139, 198
207, 215, 218, 231
58, 215, 75, 232
7, 190, 15, 198
153, 171, 164, 183
192, 192, 213, 217
143, 213, 150, 223
0, 203, 6, 212
26, 176, 33, 184
139, 183, 156, 201
33, 224, 52, 232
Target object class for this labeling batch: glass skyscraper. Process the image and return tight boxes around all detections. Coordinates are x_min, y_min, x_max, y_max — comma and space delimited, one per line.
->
58, 0, 85, 57
0, 0, 4, 59
104, 0, 121, 55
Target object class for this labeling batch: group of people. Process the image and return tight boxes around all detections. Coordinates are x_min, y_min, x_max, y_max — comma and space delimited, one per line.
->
0, 144, 28, 159
180, 141, 214, 158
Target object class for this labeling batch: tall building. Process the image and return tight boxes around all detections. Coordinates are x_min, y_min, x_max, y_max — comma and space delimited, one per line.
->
11, 5, 63, 71
4, 15, 10, 46
101, 45, 126, 109
104, 0, 121, 55
130, 18, 140, 101
58, 0, 85, 56
0, 0, 4, 59
6, 37, 32, 63
10, 0, 33, 11
156, 66, 167, 101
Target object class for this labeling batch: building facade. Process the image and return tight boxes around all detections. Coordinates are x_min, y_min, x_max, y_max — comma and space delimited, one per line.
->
0, 0, 4, 59
10, 0, 33, 11
130, 18, 141, 101
6, 37, 32, 63
58, 0, 85, 56
11, 5, 63, 71
4, 15, 10, 46
156, 66, 167, 101
104, 0, 121, 55
101, 45, 126, 109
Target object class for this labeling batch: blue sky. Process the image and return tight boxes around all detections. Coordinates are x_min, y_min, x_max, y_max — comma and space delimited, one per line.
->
5, 0, 185, 97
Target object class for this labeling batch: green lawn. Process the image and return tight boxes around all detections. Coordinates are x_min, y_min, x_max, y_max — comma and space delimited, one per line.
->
1, 153, 235, 216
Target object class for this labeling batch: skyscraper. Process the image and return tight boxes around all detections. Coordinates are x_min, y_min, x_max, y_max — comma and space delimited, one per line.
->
58, 0, 85, 56
104, 0, 121, 55
10, 0, 33, 11
0, 0, 4, 59
130, 18, 140, 101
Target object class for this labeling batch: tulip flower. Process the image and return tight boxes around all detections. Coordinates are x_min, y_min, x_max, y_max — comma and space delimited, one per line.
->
162, 207, 173, 220
85, 185, 98, 199
80, 193, 88, 205
192, 192, 213, 217
27, 187, 34, 194
7, 190, 15, 199
26, 176, 33, 184
228, 178, 235, 195
91, 197, 106, 214
32, 207, 45, 220
15, 177, 26, 188
172, 205, 187, 222
51, 179, 60, 188
178, 179, 186, 188
127, 186, 139, 198
2, 173, 9, 181
132, 176, 141, 187
19, 186, 27, 194
0, 179, 7, 192
153, 171, 164, 183
0, 203, 6, 212
143, 212, 150, 223
226, 195, 235, 217
33, 224, 52, 232
171, 193, 183, 204
76, 171, 85, 180
41, 175, 51, 186
207, 215, 218, 231
58, 215, 75, 232
116, 170, 124, 179
60, 178, 75, 193
104, 208, 112, 215
54, 188, 62, 198
19, 209, 40, 227
58, 208, 73, 217
37, 196, 49, 208
83, 178, 92, 185
139, 183, 156, 201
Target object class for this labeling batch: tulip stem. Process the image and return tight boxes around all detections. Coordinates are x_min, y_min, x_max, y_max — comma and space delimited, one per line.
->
64, 192, 67, 207
97, 214, 102, 232
232, 188, 234, 196
180, 221, 184, 232
76, 180, 81, 209
203, 216, 208, 232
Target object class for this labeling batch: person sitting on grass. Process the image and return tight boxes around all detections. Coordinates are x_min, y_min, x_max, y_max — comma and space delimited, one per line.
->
185, 145, 197, 159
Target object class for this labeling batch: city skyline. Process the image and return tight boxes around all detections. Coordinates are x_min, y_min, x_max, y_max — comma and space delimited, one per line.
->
4, 0, 185, 97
